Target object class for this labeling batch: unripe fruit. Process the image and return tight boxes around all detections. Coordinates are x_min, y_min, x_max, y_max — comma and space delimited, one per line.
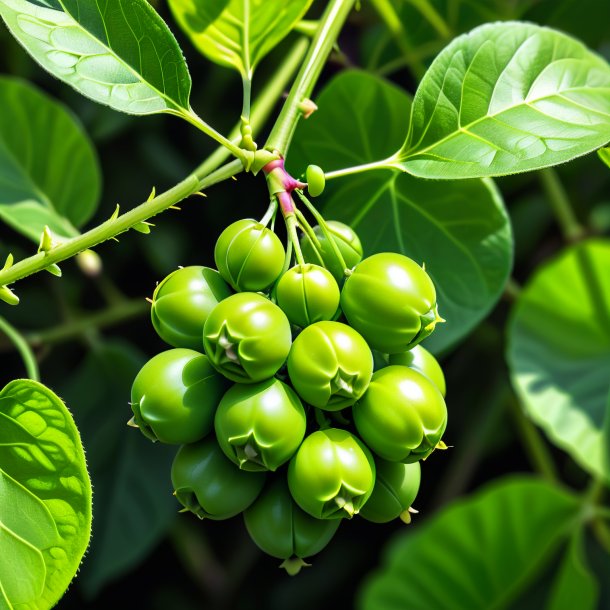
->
203, 292, 292, 383
151, 266, 232, 351
287, 321, 373, 411
214, 219, 285, 292
275, 263, 340, 328
353, 365, 447, 462
389, 344, 446, 397
359, 460, 421, 524
288, 428, 376, 519
244, 478, 340, 575
214, 378, 307, 472
131, 349, 228, 444
305, 164, 326, 197
341, 252, 442, 353
300, 220, 363, 283
171, 438, 266, 519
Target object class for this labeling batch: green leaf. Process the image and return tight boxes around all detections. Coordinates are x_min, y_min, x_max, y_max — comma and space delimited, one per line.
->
599, 147, 610, 169
0, 378, 92, 610
0, 77, 100, 243
395, 22, 610, 179
546, 530, 598, 610
290, 71, 513, 353
168, 0, 312, 76
0, 0, 192, 115
507, 239, 610, 480
0, 470, 57, 606
59, 341, 177, 597
357, 477, 581, 610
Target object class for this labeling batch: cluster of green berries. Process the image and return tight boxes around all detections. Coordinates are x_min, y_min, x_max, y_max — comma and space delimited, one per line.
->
129, 216, 448, 575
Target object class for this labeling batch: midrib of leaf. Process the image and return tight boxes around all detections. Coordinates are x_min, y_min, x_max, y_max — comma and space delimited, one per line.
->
490, 515, 581, 610
49, 0, 189, 113
402, 84, 610, 162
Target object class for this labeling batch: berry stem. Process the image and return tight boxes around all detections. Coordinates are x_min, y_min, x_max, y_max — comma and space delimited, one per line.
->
294, 208, 324, 263
285, 214, 305, 266
294, 190, 349, 274
539, 168, 586, 243
259, 198, 278, 227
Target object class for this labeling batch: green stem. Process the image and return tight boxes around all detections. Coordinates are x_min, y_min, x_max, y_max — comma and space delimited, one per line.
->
281, 239, 294, 276
405, 0, 452, 39
295, 190, 348, 272
584, 479, 610, 553
265, 0, 356, 156
540, 167, 610, 332
537, 168, 610, 339
539, 168, 586, 243
192, 37, 309, 181
0, 316, 40, 381
324, 158, 395, 181
369, 0, 428, 80
374, 39, 444, 77
0, 160, 243, 290
592, 518, 610, 554
285, 214, 305, 266
503, 277, 522, 302
294, 208, 323, 260
259, 198, 278, 227
508, 397, 558, 483
19, 299, 148, 348
241, 72, 252, 123
575, 245, 610, 333
178, 108, 248, 164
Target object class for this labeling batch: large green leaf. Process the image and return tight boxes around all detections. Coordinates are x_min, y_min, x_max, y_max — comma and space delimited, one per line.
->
507, 239, 610, 480
0, 379, 92, 610
168, 0, 312, 77
0, 0, 192, 115
357, 477, 581, 610
59, 341, 177, 597
394, 22, 610, 179
290, 71, 513, 353
0, 77, 100, 243
546, 530, 598, 610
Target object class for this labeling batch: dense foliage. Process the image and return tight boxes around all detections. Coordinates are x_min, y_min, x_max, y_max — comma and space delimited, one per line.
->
0, 1, 609, 609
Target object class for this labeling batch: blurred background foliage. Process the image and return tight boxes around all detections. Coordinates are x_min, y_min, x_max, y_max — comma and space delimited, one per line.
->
0, 0, 609, 608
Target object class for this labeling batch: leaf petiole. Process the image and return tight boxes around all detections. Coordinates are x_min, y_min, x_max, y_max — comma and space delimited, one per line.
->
0, 316, 40, 381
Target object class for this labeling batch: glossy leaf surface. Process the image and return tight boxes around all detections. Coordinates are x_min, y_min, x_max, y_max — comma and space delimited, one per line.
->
0, 0, 192, 114
396, 22, 610, 178
168, 0, 311, 76
0, 379, 92, 609
507, 239, 610, 480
